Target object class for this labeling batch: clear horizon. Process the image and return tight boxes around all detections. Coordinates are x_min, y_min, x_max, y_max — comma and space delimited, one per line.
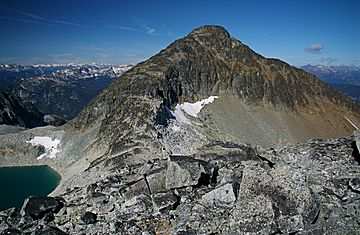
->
0, 0, 359, 66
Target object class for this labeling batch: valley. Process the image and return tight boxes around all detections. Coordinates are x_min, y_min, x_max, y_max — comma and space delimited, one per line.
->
0, 64, 132, 120
301, 64, 360, 103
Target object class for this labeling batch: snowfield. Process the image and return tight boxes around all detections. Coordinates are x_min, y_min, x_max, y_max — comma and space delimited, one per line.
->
172, 96, 218, 125
26, 136, 61, 160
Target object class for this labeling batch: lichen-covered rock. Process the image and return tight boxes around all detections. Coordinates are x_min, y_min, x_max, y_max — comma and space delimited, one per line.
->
152, 191, 178, 210
201, 183, 236, 207
233, 194, 276, 234
165, 155, 211, 189
43, 115, 67, 127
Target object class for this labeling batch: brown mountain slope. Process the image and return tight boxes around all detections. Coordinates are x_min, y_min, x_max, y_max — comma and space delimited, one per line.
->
72, 25, 360, 150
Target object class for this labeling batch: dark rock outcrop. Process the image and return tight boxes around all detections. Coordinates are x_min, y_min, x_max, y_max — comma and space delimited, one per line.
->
0, 90, 44, 128
20, 196, 64, 220
43, 115, 67, 127
0, 197, 66, 234
80, 212, 97, 224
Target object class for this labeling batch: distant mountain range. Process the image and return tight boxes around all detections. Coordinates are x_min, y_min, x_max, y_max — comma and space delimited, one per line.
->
0, 63, 132, 119
1, 63, 358, 122
301, 64, 360, 102
300, 64, 360, 86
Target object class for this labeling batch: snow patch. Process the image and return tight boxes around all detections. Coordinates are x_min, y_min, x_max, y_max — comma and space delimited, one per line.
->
27, 136, 60, 160
178, 96, 218, 117
173, 107, 191, 125
172, 96, 218, 125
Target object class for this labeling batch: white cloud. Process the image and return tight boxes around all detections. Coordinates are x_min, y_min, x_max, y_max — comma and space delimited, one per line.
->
0, 5, 44, 20
0, 5, 89, 28
305, 43, 324, 54
145, 26, 155, 34
104, 23, 139, 32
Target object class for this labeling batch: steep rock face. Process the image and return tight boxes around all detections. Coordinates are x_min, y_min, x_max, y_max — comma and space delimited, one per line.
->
13, 76, 110, 120
0, 90, 44, 128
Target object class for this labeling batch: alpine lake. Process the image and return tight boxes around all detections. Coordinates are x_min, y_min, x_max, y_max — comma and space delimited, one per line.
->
0, 165, 60, 211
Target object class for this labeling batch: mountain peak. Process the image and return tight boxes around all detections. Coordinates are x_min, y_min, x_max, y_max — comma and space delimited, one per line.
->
189, 25, 230, 37
74, 25, 360, 149
186, 25, 233, 54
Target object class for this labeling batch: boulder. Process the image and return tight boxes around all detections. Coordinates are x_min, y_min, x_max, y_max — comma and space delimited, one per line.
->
1, 228, 22, 235
152, 191, 178, 211
81, 211, 97, 224
43, 114, 67, 126
201, 183, 236, 207
20, 196, 64, 220
165, 155, 210, 189
349, 178, 360, 193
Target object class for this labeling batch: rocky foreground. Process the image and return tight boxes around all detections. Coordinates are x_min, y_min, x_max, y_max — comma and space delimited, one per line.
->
1, 132, 359, 234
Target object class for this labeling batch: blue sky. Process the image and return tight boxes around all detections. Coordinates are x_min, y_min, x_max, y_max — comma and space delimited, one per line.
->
0, 0, 359, 66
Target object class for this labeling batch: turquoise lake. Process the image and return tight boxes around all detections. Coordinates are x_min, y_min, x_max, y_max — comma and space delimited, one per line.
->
0, 165, 61, 211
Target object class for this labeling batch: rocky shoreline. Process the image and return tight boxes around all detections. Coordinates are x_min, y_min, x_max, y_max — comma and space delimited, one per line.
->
0, 124, 103, 198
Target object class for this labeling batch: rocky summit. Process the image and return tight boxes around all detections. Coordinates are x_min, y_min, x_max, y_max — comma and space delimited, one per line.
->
74, 25, 360, 148
1, 25, 360, 234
